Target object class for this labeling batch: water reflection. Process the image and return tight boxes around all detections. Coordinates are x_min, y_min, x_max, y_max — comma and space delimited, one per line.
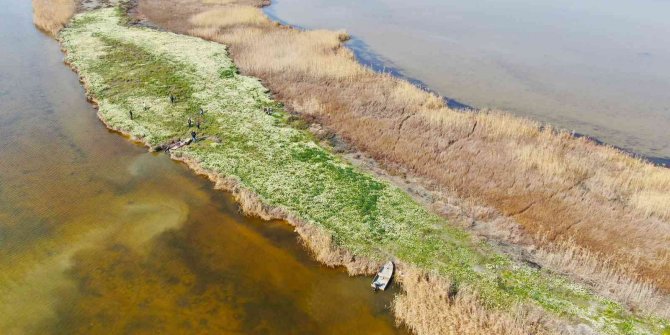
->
0, 0, 406, 333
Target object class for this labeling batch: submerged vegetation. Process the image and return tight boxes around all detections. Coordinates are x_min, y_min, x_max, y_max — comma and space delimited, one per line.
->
59, 8, 668, 334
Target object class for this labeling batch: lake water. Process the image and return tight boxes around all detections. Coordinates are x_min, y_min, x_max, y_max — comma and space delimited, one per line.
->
0, 0, 406, 333
265, 0, 670, 162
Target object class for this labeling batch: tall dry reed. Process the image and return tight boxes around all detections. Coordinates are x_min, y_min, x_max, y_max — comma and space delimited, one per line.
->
32, 0, 75, 36
393, 266, 551, 335
138, 0, 670, 315
533, 238, 670, 318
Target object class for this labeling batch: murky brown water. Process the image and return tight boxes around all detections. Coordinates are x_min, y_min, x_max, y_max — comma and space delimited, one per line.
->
0, 0, 407, 333
266, 0, 670, 162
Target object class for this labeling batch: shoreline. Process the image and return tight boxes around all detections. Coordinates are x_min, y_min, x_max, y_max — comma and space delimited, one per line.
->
140, 0, 670, 317
262, 1, 670, 168
65, 28, 380, 275
168, 1, 660, 294
60, 19, 396, 300
56, 7, 669, 335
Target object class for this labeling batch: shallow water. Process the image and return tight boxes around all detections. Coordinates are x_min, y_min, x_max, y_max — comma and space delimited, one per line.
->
0, 0, 407, 333
265, 0, 670, 162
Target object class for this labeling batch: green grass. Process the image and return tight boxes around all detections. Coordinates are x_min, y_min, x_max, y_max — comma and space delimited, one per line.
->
95, 37, 194, 104
60, 8, 668, 335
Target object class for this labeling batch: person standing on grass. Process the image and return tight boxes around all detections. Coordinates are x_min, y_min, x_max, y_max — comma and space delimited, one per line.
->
188, 117, 192, 128
191, 131, 197, 143
129, 110, 133, 120
170, 94, 175, 104
196, 120, 201, 129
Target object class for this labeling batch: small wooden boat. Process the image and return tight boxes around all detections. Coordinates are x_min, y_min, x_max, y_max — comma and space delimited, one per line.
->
371, 261, 394, 291
157, 138, 193, 152
168, 138, 192, 150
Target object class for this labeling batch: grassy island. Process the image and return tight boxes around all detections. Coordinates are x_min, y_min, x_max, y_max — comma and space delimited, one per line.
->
60, 8, 667, 335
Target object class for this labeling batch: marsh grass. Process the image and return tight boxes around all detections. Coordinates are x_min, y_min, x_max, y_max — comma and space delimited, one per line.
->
202, 0, 235, 4
534, 238, 670, 319
138, 0, 670, 300
190, 6, 270, 27
393, 266, 549, 335
32, 0, 75, 36
60, 8, 668, 334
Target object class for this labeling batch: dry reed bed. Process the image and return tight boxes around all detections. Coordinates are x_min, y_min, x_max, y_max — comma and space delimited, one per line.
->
136, 0, 670, 311
30, 0, 670, 332
221, 158, 576, 335
32, 0, 75, 36
82, 61, 545, 335
62, 11, 596, 334
393, 266, 553, 335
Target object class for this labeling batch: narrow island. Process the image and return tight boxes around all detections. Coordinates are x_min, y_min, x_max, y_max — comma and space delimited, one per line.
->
54, 6, 669, 335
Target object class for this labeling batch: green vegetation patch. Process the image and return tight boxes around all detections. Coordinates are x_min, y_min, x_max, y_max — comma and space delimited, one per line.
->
94, 36, 194, 104
59, 8, 668, 335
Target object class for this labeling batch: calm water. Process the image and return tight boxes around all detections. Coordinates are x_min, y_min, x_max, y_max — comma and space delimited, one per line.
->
266, 0, 670, 162
0, 0, 407, 333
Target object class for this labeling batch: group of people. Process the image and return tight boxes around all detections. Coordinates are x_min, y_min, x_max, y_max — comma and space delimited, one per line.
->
188, 107, 206, 128
130, 94, 208, 153
188, 107, 206, 143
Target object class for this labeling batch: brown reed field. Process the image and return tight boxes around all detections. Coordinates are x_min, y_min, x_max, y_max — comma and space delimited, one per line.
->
32, 0, 75, 36
34, 0, 670, 332
137, 0, 670, 309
